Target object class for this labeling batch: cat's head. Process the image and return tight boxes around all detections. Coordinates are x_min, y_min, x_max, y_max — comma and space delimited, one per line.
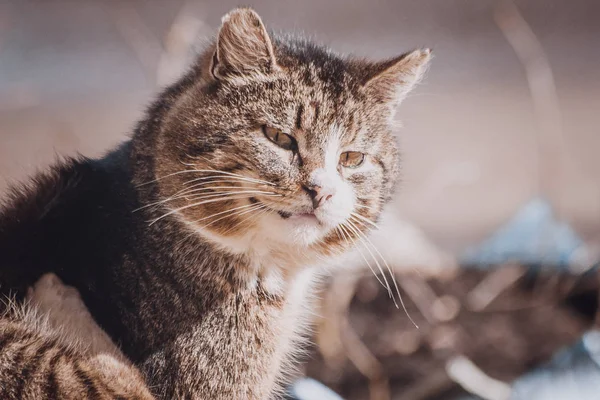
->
151, 8, 430, 257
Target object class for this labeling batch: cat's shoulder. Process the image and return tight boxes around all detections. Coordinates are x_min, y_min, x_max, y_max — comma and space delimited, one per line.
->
0, 142, 133, 232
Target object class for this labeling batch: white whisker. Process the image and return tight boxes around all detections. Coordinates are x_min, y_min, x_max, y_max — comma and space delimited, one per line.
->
137, 168, 275, 187
175, 186, 276, 198
355, 203, 378, 212
190, 202, 261, 224
350, 211, 379, 230
349, 216, 418, 328
218, 204, 268, 236
135, 189, 280, 213
177, 167, 275, 186
338, 223, 387, 289
181, 175, 274, 188
148, 194, 273, 225
342, 221, 395, 303
198, 203, 265, 230
177, 179, 268, 194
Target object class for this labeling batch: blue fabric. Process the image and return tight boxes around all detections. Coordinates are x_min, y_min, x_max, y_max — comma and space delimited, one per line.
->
286, 378, 345, 400
462, 198, 586, 267
510, 330, 600, 400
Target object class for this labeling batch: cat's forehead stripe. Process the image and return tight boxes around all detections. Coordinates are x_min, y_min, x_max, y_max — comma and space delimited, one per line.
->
298, 100, 319, 130
309, 101, 320, 124
295, 104, 304, 130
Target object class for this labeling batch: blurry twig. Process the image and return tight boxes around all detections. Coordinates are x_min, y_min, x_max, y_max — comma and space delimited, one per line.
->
467, 264, 525, 311
317, 275, 359, 368
317, 274, 391, 400
494, 0, 563, 194
399, 275, 461, 323
394, 369, 453, 400
494, 0, 600, 223
397, 275, 437, 324
446, 355, 511, 400
340, 316, 390, 400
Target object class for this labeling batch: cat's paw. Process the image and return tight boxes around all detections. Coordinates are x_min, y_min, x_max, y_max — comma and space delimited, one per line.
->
27, 273, 127, 361
27, 273, 88, 327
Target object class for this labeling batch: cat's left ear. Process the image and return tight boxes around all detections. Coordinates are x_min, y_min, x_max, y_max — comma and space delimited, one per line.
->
210, 7, 279, 81
363, 48, 431, 108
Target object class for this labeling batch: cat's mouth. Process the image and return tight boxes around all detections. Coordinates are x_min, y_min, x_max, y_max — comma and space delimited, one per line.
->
279, 211, 318, 221
277, 210, 292, 219
250, 197, 320, 224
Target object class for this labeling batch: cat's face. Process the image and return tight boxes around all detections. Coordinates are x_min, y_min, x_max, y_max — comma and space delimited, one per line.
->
153, 8, 430, 255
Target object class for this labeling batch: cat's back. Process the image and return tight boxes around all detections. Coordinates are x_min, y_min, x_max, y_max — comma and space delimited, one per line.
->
0, 142, 136, 300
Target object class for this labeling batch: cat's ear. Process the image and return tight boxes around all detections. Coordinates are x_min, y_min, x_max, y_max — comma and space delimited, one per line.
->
363, 48, 431, 107
210, 8, 279, 81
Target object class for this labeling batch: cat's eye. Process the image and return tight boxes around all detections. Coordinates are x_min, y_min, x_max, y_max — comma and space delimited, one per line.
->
262, 126, 296, 151
339, 151, 365, 168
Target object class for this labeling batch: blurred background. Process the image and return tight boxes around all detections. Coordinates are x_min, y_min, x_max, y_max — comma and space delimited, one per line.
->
1, 1, 599, 399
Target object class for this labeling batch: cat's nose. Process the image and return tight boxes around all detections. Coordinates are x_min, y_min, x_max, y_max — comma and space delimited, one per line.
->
303, 184, 335, 209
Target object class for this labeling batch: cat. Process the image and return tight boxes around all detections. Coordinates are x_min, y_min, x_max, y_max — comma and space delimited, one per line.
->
0, 7, 430, 399
0, 274, 153, 399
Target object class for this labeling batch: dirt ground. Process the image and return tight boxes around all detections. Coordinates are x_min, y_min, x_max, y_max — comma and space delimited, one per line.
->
304, 266, 599, 399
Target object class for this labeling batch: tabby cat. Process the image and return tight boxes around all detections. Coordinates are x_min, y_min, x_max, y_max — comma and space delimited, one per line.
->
0, 274, 153, 399
0, 7, 430, 399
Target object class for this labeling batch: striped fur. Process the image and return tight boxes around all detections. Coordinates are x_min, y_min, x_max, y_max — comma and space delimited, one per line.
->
0, 274, 154, 399
0, 7, 430, 399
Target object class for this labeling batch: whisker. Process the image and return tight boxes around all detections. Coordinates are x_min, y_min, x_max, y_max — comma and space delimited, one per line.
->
218, 204, 268, 236
181, 175, 274, 188
198, 203, 265, 230
148, 194, 273, 225
177, 179, 267, 193
338, 223, 387, 290
175, 186, 276, 198
134, 190, 280, 213
172, 203, 266, 249
190, 202, 261, 225
350, 211, 379, 230
355, 203, 378, 212
156, 185, 277, 206
334, 226, 346, 246
176, 167, 275, 186
136, 169, 214, 187
342, 221, 395, 303
182, 190, 281, 200
349, 216, 418, 328
179, 177, 257, 188
329, 226, 357, 259
137, 168, 275, 187
328, 226, 348, 258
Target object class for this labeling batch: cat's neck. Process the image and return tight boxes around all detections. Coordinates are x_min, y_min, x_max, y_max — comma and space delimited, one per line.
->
171, 212, 323, 299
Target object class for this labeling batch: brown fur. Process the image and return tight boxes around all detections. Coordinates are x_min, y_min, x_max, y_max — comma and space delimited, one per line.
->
0, 275, 153, 399
0, 7, 430, 399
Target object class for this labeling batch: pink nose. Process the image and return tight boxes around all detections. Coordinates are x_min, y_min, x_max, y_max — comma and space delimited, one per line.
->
304, 184, 335, 209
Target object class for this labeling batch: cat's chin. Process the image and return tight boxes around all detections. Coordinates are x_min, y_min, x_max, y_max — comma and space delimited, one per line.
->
259, 212, 332, 248
284, 216, 324, 247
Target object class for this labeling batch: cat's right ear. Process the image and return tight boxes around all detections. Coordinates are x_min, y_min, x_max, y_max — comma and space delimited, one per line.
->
363, 48, 432, 109
209, 8, 279, 81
